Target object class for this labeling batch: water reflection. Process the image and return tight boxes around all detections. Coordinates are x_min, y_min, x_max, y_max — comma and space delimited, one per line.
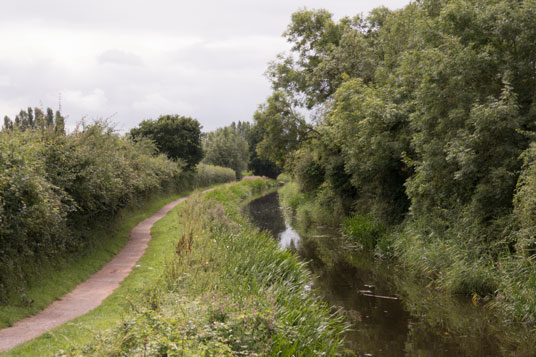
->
245, 191, 536, 356
245, 192, 300, 249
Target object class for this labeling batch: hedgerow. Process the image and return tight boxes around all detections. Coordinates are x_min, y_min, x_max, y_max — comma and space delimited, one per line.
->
0, 118, 234, 302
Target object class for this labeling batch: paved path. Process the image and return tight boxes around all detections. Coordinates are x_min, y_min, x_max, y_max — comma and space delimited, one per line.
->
0, 194, 196, 353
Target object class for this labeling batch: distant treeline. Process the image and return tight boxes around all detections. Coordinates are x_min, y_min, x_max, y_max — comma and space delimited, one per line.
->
202, 121, 281, 179
254, 0, 536, 322
0, 110, 235, 300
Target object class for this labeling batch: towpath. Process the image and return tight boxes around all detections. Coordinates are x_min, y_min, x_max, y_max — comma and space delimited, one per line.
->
0, 192, 201, 352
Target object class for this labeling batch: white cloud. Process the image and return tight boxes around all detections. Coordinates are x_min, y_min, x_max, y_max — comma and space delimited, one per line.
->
132, 93, 194, 117
0, 75, 10, 87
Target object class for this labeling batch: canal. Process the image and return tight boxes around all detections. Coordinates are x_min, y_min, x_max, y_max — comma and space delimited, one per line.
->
245, 191, 535, 356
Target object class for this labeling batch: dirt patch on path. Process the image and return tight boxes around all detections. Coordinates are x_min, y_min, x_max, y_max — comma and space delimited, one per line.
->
0, 194, 196, 353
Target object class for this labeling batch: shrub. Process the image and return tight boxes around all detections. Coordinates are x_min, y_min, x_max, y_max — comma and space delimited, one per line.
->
292, 149, 325, 193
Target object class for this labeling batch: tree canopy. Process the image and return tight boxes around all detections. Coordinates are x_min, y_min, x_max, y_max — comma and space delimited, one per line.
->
202, 125, 249, 179
129, 115, 203, 169
253, 0, 536, 317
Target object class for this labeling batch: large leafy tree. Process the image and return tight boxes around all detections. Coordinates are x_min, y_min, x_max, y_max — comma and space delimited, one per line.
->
202, 126, 248, 179
246, 122, 281, 179
253, 91, 312, 168
129, 115, 203, 169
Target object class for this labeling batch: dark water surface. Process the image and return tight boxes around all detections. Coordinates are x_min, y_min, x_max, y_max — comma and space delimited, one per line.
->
245, 192, 536, 356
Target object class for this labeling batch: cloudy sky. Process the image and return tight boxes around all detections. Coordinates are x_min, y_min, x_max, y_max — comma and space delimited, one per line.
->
0, 0, 409, 133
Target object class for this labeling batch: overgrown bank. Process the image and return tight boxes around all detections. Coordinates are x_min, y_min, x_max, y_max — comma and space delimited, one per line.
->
279, 180, 536, 326
276, 186, 536, 355
58, 179, 347, 356
251, 0, 536, 324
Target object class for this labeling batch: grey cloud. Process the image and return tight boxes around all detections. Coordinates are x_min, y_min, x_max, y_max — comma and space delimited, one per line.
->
0, 0, 410, 133
98, 49, 143, 66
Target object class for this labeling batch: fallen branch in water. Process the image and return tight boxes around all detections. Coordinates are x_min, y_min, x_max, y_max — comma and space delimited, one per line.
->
360, 293, 399, 300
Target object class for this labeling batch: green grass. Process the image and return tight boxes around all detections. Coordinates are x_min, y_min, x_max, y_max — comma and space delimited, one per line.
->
9, 179, 347, 356
341, 214, 385, 250
0, 192, 189, 330
1, 189, 197, 356
279, 181, 344, 229
1, 179, 239, 356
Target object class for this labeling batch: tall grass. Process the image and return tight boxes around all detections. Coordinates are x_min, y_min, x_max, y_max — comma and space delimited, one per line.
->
341, 214, 385, 250
193, 163, 236, 188
67, 179, 348, 355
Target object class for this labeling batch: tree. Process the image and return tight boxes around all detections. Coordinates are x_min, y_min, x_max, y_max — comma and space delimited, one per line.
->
55, 110, 65, 135
129, 115, 203, 169
253, 91, 311, 168
202, 126, 248, 179
45, 108, 54, 128
3, 116, 13, 131
246, 122, 281, 178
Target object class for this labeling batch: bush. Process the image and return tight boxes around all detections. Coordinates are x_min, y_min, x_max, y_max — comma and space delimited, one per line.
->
513, 142, 536, 254
292, 149, 325, 193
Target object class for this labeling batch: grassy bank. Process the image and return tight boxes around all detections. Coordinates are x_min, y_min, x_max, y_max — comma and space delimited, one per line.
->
21, 179, 346, 356
0, 164, 235, 330
278, 182, 343, 229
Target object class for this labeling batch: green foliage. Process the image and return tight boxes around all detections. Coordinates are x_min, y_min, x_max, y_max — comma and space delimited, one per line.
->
278, 182, 307, 212
202, 126, 249, 179
0, 118, 215, 303
246, 121, 281, 178
291, 148, 325, 193
267, 9, 377, 109
193, 163, 236, 187
129, 114, 203, 169
279, 182, 344, 228
342, 214, 385, 250
328, 78, 410, 221
255, 0, 536, 323
253, 91, 311, 168
513, 142, 536, 254
0, 130, 69, 282
2, 107, 65, 133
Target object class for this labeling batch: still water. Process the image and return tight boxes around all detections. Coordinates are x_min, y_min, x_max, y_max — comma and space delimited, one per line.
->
245, 191, 536, 356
